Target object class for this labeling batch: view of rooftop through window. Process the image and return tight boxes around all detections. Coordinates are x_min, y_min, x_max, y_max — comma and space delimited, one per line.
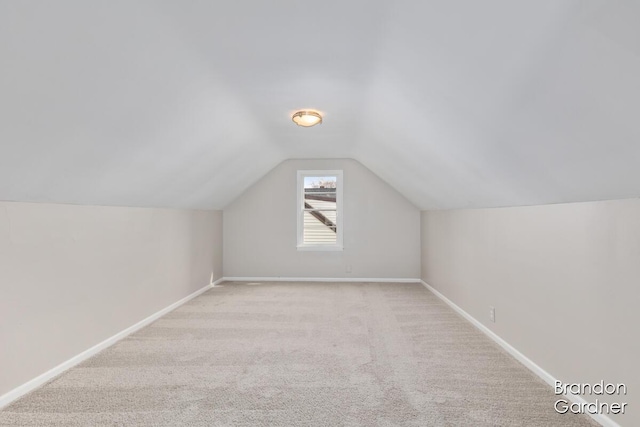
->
303, 176, 338, 245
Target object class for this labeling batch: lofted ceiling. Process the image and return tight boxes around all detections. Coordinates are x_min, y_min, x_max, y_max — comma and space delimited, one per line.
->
1, 0, 639, 210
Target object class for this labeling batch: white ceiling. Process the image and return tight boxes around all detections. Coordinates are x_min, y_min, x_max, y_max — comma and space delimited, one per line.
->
1, 0, 639, 210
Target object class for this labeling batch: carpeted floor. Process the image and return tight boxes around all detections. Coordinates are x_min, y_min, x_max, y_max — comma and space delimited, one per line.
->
0, 281, 597, 426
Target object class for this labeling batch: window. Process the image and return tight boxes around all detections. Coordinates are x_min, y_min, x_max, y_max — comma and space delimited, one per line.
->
297, 170, 343, 250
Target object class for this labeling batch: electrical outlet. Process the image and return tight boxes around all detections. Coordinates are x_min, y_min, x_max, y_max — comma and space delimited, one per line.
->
489, 306, 496, 323
346, 264, 352, 273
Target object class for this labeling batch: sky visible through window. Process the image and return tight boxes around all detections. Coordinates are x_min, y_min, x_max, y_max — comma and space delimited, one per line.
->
304, 176, 337, 188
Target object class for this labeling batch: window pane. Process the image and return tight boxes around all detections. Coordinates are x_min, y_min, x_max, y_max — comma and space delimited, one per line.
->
303, 211, 337, 245
304, 176, 336, 204
300, 173, 341, 247
303, 176, 338, 244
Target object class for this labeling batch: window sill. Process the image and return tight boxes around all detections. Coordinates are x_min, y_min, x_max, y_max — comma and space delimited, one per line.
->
297, 245, 344, 252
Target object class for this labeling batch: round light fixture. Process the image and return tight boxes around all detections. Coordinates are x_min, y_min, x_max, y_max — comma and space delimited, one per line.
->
292, 110, 322, 127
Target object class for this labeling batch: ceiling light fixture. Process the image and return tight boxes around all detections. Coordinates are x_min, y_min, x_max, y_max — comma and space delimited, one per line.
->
292, 110, 322, 127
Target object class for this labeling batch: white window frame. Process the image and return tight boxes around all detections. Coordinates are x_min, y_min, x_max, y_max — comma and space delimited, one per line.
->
297, 170, 344, 251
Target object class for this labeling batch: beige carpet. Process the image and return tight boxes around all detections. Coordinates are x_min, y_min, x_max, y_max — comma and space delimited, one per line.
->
0, 282, 597, 426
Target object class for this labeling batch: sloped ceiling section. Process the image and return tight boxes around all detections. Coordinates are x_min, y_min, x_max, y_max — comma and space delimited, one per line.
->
1, 0, 639, 210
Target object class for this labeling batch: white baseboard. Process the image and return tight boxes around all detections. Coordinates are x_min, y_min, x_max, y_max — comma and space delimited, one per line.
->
420, 280, 620, 427
0, 279, 222, 410
210, 277, 225, 287
222, 276, 421, 283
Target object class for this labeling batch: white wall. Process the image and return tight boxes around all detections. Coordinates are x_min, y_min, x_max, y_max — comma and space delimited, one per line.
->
0, 201, 223, 398
224, 158, 420, 279
421, 198, 640, 426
